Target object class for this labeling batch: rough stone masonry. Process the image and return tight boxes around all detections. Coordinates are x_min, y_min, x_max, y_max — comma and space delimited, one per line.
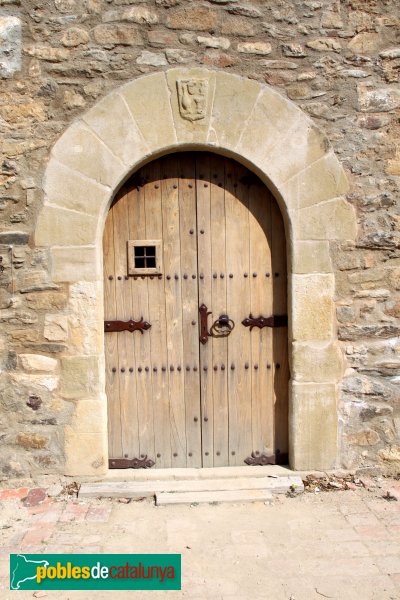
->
0, 0, 399, 479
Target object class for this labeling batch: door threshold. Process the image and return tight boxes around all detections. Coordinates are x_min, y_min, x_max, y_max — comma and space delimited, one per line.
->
102, 464, 294, 482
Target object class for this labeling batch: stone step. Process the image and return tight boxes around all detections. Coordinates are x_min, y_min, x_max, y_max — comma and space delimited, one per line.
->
103, 464, 294, 481
79, 475, 303, 500
155, 489, 274, 506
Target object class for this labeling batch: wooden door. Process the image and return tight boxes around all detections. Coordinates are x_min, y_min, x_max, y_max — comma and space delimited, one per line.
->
103, 152, 288, 469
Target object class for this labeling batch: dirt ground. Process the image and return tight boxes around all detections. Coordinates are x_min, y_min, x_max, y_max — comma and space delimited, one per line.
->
1, 476, 400, 600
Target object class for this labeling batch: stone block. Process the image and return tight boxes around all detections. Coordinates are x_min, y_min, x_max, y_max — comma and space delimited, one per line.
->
291, 274, 335, 341
121, 73, 176, 152
68, 397, 107, 433
306, 38, 341, 52
68, 282, 104, 355
166, 67, 216, 144
293, 197, 357, 241
166, 6, 218, 31
103, 7, 158, 24
17, 433, 49, 450
0, 17, 21, 78
282, 153, 349, 210
208, 71, 260, 148
62, 27, 90, 47
197, 36, 230, 50
25, 291, 67, 310
25, 45, 69, 62
358, 84, 400, 112
291, 342, 343, 383
136, 50, 167, 66
237, 89, 330, 188
50, 247, 99, 283
35, 206, 97, 247
237, 42, 272, 55
92, 24, 143, 46
289, 383, 338, 470
348, 33, 381, 55
64, 431, 108, 476
60, 356, 101, 399
44, 315, 68, 342
82, 92, 149, 168
44, 160, 111, 217
51, 121, 126, 188
291, 241, 332, 274
165, 49, 196, 64
19, 354, 58, 372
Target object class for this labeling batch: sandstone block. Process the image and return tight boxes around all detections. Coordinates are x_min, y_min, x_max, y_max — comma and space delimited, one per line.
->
49, 247, 100, 283
357, 114, 392, 129
17, 433, 48, 450
202, 50, 237, 68
69, 398, 107, 433
148, 30, 178, 47
82, 92, 149, 168
44, 315, 68, 342
25, 291, 67, 310
0, 17, 21, 78
291, 274, 335, 341
227, 4, 262, 18
221, 16, 255, 36
25, 45, 69, 62
121, 73, 176, 151
166, 67, 216, 144
45, 161, 110, 218
283, 152, 349, 210
348, 33, 381, 55
346, 429, 380, 446
237, 42, 272, 55
103, 7, 158, 24
62, 27, 89, 47
93, 24, 143, 46
208, 71, 260, 148
166, 7, 218, 31
290, 383, 338, 470
291, 241, 332, 274
294, 198, 357, 241
35, 206, 97, 247
19, 354, 58, 372
64, 431, 108, 476
60, 356, 100, 399
51, 121, 126, 187
292, 342, 343, 383
197, 36, 230, 50
306, 38, 341, 52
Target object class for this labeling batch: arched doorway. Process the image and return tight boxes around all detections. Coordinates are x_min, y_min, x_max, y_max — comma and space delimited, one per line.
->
103, 152, 288, 469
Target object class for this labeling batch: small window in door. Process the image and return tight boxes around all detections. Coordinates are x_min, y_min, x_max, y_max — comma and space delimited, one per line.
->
127, 240, 162, 275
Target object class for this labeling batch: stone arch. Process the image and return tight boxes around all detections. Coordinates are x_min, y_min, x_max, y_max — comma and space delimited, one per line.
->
35, 67, 357, 475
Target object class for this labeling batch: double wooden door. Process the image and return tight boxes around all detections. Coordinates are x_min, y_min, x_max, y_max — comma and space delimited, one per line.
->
103, 153, 288, 469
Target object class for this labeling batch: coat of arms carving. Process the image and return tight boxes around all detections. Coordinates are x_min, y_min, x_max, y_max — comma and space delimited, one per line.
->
176, 79, 208, 122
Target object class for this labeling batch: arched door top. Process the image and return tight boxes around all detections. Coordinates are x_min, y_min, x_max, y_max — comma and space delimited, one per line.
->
34, 68, 357, 475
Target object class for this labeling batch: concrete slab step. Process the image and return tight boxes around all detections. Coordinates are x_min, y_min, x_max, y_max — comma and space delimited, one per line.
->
79, 475, 303, 499
155, 489, 274, 506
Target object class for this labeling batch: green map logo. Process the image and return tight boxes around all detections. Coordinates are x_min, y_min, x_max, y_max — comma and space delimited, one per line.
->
9, 554, 181, 590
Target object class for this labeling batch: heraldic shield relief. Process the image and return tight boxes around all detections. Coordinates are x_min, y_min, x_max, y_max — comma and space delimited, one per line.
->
176, 79, 208, 122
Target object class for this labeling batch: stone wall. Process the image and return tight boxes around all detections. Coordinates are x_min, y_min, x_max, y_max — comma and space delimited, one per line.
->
0, 0, 399, 478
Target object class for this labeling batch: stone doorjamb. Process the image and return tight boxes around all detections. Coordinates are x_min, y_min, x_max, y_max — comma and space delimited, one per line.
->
34, 67, 357, 475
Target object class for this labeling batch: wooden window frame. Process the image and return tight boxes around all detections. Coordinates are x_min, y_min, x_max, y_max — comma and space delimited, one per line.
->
127, 239, 162, 276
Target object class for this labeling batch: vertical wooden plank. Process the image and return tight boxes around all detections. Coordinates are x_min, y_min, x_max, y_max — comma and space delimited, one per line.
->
143, 160, 171, 468
225, 162, 252, 466
271, 197, 289, 459
209, 157, 229, 467
127, 170, 155, 463
248, 182, 274, 456
178, 155, 201, 467
103, 203, 122, 459
161, 156, 187, 467
112, 187, 140, 459
196, 154, 213, 467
